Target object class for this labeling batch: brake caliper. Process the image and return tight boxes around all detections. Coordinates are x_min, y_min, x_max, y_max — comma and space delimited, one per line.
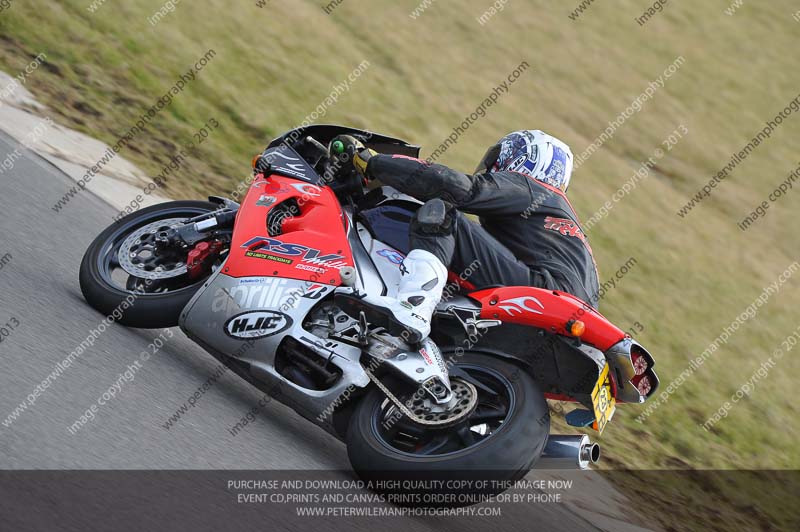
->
186, 240, 223, 279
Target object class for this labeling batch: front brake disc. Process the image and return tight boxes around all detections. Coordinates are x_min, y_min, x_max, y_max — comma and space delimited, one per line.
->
117, 218, 189, 280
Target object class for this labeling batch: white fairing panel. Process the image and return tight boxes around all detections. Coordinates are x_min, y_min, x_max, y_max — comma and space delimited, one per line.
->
356, 223, 405, 298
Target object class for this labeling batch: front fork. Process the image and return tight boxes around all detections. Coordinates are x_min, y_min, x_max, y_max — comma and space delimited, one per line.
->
156, 197, 239, 278
157, 197, 239, 248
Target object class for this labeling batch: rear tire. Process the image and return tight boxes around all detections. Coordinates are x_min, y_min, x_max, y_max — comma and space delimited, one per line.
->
79, 200, 220, 328
346, 352, 549, 504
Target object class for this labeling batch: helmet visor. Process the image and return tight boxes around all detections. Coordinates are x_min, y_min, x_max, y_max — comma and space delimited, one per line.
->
473, 143, 501, 174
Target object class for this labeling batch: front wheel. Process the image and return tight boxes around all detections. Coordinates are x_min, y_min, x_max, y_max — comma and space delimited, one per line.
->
346, 352, 549, 503
79, 200, 224, 328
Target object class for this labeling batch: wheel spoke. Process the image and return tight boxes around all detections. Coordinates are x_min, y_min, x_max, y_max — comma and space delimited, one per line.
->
451, 367, 501, 396
469, 404, 508, 424
126, 276, 143, 291
415, 435, 453, 456
143, 279, 166, 293
456, 425, 477, 447
388, 417, 425, 439
374, 364, 514, 458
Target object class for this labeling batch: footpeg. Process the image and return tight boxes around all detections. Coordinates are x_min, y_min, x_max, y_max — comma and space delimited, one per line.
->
565, 409, 595, 428
464, 318, 502, 336
357, 311, 369, 346
449, 307, 502, 336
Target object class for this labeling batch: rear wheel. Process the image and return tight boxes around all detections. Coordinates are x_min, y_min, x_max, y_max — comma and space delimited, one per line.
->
346, 352, 549, 504
79, 200, 225, 328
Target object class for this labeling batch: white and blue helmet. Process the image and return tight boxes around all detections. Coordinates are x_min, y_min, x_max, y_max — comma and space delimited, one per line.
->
476, 130, 574, 192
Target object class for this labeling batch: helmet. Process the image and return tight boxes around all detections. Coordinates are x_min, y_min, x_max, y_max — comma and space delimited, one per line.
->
475, 130, 574, 192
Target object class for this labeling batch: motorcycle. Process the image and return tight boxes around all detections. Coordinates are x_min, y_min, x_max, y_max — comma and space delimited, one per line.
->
80, 124, 659, 495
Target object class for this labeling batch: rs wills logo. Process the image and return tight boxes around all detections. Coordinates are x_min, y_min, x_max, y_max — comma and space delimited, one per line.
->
241, 237, 347, 268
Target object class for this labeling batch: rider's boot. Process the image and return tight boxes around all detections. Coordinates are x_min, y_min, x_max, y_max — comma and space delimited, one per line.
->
342, 249, 448, 343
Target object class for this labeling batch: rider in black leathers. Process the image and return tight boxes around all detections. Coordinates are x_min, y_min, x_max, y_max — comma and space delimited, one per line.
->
341, 130, 599, 343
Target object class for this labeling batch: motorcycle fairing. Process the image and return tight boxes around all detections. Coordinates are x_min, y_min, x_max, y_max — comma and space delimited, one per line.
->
267, 124, 421, 159
179, 270, 370, 432
431, 313, 607, 410
259, 144, 321, 184
469, 286, 626, 351
223, 173, 354, 286
180, 207, 453, 436
355, 223, 404, 297
466, 286, 660, 405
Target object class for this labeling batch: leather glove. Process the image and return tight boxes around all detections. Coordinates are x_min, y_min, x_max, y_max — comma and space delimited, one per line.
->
353, 147, 376, 176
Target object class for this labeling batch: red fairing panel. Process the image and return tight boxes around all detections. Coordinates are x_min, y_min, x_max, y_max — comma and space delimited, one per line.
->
223, 174, 354, 285
469, 286, 625, 351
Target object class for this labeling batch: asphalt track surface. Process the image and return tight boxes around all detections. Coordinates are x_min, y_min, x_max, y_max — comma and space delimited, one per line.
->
0, 131, 649, 531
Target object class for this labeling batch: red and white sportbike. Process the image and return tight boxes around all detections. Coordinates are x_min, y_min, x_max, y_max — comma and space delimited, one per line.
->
80, 125, 659, 488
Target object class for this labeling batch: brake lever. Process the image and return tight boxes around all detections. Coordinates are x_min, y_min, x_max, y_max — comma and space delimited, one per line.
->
305, 136, 329, 156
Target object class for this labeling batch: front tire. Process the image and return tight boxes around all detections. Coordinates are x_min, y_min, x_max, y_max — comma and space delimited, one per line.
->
346, 352, 549, 503
79, 200, 221, 328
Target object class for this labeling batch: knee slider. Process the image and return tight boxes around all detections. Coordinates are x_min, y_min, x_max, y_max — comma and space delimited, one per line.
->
414, 199, 454, 234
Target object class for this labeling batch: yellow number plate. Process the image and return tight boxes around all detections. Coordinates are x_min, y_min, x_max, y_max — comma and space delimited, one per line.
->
591, 363, 616, 433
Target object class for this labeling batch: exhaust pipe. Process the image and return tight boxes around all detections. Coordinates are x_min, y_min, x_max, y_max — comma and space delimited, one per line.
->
535, 435, 600, 469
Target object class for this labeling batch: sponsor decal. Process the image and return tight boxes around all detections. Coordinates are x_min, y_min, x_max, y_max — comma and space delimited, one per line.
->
279, 168, 306, 180
411, 312, 428, 323
377, 248, 405, 265
543, 216, 589, 245
269, 152, 309, 180
419, 343, 448, 375
241, 237, 347, 268
256, 195, 277, 207
419, 347, 434, 366
301, 283, 328, 300
295, 263, 326, 274
281, 165, 307, 179
238, 277, 270, 285
290, 183, 321, 197
429, 342, 448, 375
213, 278, 294, 313
498, 295, 545, 316
278, 284, 330, 310
224, 310, 292, 339
245, 250, 293, 264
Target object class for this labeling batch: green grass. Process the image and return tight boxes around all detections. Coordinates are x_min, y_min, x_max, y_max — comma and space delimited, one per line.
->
1, 0, 798, 529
